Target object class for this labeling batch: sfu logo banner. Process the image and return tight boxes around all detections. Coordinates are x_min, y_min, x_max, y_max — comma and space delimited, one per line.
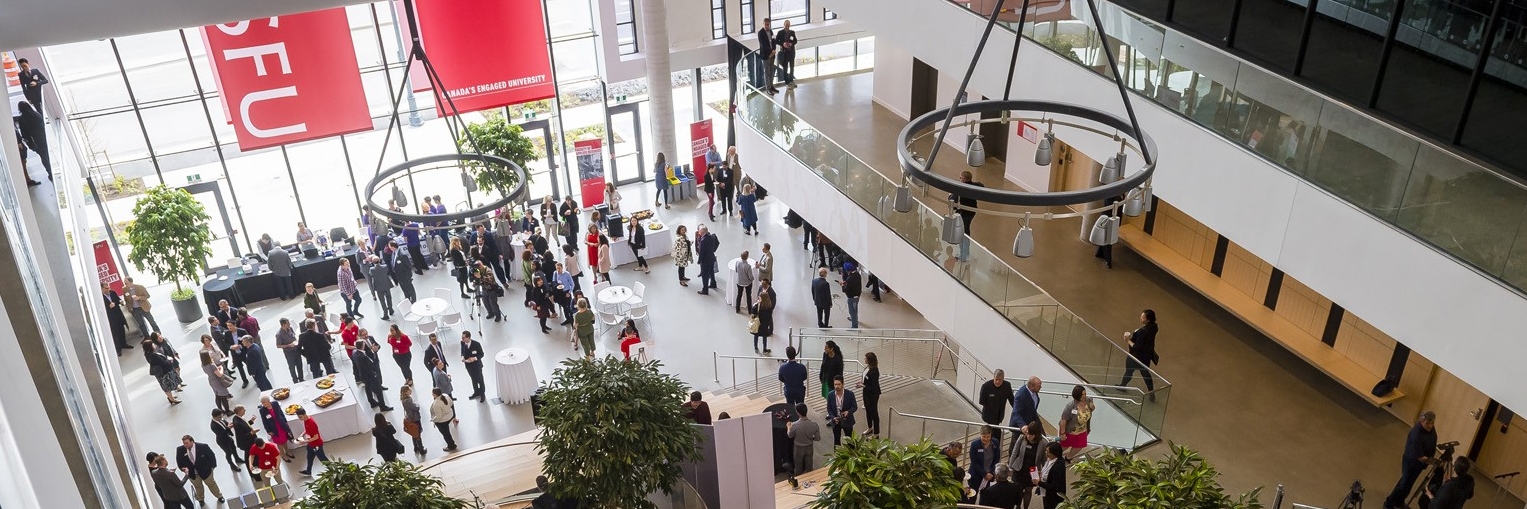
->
413, 0, 556, 114
201, 8, 372, 151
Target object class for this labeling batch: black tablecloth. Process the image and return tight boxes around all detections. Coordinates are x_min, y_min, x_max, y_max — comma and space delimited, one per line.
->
202, 248, 364, 314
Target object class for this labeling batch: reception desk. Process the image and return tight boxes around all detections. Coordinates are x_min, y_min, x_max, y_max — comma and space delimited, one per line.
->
201, 248, 364, 313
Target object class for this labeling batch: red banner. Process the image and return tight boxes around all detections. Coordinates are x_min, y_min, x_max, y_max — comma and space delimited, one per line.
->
690, 120, 714, 184
94, 241, 124, 293
201, 8, 372, 151
576, 139, 606, 208
413, 0, 556, 115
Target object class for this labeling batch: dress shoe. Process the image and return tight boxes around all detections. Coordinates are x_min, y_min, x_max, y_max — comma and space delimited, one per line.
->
697, 291, 709, 295
381, 406, 395, 411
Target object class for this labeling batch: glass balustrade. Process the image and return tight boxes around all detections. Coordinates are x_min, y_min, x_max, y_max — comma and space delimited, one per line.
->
733, 56, 1168, 450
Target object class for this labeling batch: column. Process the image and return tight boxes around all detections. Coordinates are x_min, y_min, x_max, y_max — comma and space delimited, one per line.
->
640, 0, 679, 176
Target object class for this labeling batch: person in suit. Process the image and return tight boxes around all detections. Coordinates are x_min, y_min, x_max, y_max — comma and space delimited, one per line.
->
775, 20, 799, 89
16, 128, 39, 187
778, 346, 809, 406
209, 410, 243, 471
1036, 443, 1068, 509
1120, 309, 1159, 396
1427, 456, 1475, 509
696, 226, 721, 294
859, 352, 882, 436
474, 225, 509, 286
422, 333, 449, 381
123, 276, 160, 336
825, 376, 857, 446
460, 331, 487, 402
150, 454, 195, 509
240, 336, 273, 391
716, 161, 738, 216
980, 370, 1014, 444
101, 283, 130, 356
174, 435, 225, 505
432, 358, 454, 397
1009, 377, 1043, 453
968, 426, 1003, 493
980, 464, 1024, 509
811, 268, 833, 327
386, 241, 418, 303
367, 255, 395, 321
15, 102, 51, 180
355, 339, 392, 410
559, 196, 581, 248
373, 413, 404, 463
629, 218, 650, 273
297, 318, 335, 378
756, 18, 778, 94
17, 58, 48, 112
268, 244, 295, 301
230, 406, 260, 465
1007, 421, 1049, 509
786, 403, 821, 474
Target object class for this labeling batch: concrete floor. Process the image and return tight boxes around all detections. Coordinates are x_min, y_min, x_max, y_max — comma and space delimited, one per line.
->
759, 71, 1526, 509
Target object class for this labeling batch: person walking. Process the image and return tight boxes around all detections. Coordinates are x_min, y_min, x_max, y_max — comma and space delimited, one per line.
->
240, 336, 273, 391
431, 388, 458, 451
840, 263, 863, 328
1009, 377, 1043, 453
733, 251, 756, 313
787, 403, 821, 474
475, 261, 505, 322
529, 277, 555, 334
124, 276, 160, 337
979, 370, 1015, 445
574, 298, 596, 359
819, 340, 844, 400
779, 346, 808, 406
751, 289, 775, 354
387, 241, 419, 303
401, 385, 427, 455
337, 258, 363, 318
145, 337, 183, 405
174, 435, 226, 506
860, 352, 881, 436
368, 255, 396, 321
257, 396, 297, 462
812, 268, 833, 328
825, 376, 857, 446
150, 454, 195, 509
460, 331, 487, 402
1057, 386, 1095, 460
696, 226, 721, 294
1119, 309, 1159, 398
295, 408, 330, 476
1384, 411, 1439, 509
584, 225, 602, 282
101, 283, 130, 356
673, 225, 693, 286
1007, 420, 1049, 509
373, 413, 405, 463
739, 184, 760, 235
654, 153, 672, 209
387, 324, 414, 385
274, 318, 304, 383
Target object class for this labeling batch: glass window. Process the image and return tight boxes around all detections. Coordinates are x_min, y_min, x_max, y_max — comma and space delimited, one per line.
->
1299, 1, 1393, 103
615, 0, 639, 55
203, 98, 238, 145
224, 147, 303, 246
42, 40, 133, 113
1172, 0, 1236, 43
140, 102, 215, 157
553, 37, 600, 81
1398, 145, 1527, 278
116, 31, 200, 104
286, 137, 363, 233
818, 40, 857, 76
771, 0, 810, 25
742, 0, 756, 33
1374, 0, 1486, 142
712, 0, 727, 39
1232, 0, 1309, 71
74, 112, 152, 167
1303, 104, 1418, 220
179, 29, 220, 95
857, 37, 876, 69
547, 0, 595, 37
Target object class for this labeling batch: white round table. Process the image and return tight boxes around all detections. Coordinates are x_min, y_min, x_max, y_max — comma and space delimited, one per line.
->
494, 347, 537, 404
597, 285, 639, 315
413, 297, 449, 318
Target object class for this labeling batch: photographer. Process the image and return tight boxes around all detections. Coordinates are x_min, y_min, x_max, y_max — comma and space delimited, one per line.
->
1427, 456, 1475, 509
1384, 411, 1438, 509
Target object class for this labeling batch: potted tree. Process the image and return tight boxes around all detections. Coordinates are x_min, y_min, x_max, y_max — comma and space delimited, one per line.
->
812, 435, 966, 509
295, 459, 482, 508
458, 113, 538, 197
124, 186, 213, 323
536, 357, 703, 509
1061, 443, 1264, 509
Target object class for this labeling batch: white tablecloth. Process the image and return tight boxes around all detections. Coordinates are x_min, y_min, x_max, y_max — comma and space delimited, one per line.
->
597, 285, 640, 315
611, 216, 674, 267
260, 373, 371, 441
413, 297, 449, 318
494, 348, 537, 404
724, 257, 760, 305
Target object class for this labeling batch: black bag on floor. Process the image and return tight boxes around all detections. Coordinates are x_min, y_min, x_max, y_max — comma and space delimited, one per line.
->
785, 210, 803, 229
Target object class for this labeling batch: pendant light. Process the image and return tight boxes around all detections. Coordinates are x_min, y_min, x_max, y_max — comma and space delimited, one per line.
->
1013, 213, 1035, 258
1035, 132, 1054, 166
966, 133, 986, 167
1088, 214, 1120, 246
1123, 191, 1144, 217
461, 170, 478, 192
893, 185, 914, 213
1098, 154, 1120, 184
391, 185, 409, 208
942, 212, 965, 245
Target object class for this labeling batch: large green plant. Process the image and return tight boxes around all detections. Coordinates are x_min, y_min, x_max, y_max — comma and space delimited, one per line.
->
124, 186, 213, 301
294, 459, 481, 509
458, 113, 537, 197
811, 436, 966, 509
536, 357, 703, 509
1061, 443, 1263, 509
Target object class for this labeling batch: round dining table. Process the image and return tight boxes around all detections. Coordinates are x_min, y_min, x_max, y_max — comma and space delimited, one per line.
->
413, 297, 450, 319
597, 285, 640, 316
494, 347, 538, 404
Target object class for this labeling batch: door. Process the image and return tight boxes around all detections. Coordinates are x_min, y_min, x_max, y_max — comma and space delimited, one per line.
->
517, 119, 560, 205
1420, 369, 1491, 455
181, 181, 241, 273
607, 102, 647, 186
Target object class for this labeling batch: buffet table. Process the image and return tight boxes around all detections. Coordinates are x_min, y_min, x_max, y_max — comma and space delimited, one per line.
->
201, 247, 364, 313
260, 373, 371, 441
611, 213, 674, 267
494, 348, 538, 405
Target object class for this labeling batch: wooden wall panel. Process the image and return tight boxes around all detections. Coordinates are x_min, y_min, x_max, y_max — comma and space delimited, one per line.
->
1476, 415, 1527, 501
1275, 276, 1329, 338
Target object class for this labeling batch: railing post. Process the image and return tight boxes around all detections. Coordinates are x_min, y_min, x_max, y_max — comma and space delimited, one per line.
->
1272, 484, 1284, 509
712, 352, 719, 384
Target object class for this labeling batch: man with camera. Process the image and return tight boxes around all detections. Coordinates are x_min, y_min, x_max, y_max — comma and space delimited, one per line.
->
1426, 456, 1475, 509
1384, 411, 1438, 509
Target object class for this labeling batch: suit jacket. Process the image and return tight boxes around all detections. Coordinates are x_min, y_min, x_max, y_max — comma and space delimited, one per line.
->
423, 342, 450, 371
1130, 322, 1158, 364
354, 348, 384, 384
20, 68, 47, 102
243, 343, 268, 372
259, 403, 294, 439
1010, 387, 1041, 429
811, 277, 832, 308
979, 480, 1024, 509
775, 28, 798, 54
210, 419, 237, 449
697, 233, 720, 269
175, 442, 218, 479
756, 27, 775, 58
461, 340, 485, 369
968, 437, 1002, 485
298, 330, 330, 359
389, 249, 414, 283
127, 283, 153, 312
979, 380, 1014, 425
267, 248, 293, 277
825, 389, 857, 430
368, 262, 394, 291
1038, 457, 1068, 508
232, 415, 258, 452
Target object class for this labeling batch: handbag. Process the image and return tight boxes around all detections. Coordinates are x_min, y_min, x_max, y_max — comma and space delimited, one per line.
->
747, 315, 761, 334
403, 418, 421, 437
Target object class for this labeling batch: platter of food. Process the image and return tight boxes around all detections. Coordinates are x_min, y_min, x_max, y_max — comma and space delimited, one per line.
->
272, 388, 291, 401
628, 210, 655, 221
648, 223, 663, 230
315, 376, 336, 390
314, 390, 344, 408
284, 404, 303, 415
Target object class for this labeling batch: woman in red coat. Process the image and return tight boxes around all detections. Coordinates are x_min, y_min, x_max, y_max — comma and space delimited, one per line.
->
585, 224, 600, 281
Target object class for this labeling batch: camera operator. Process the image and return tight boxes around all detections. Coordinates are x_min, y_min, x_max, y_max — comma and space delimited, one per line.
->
1426, 456, 1475, 509
1384, 411, 1438, 509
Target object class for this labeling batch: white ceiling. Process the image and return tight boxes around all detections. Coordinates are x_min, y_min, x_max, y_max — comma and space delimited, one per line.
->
0, 0, 371, 48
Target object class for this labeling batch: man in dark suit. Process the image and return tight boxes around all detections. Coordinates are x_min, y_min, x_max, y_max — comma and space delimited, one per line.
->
354, 339, 392, 410
756, 18, 779, 94
387, 241, 418, 302
18, 58, 48, 111
979, 465, 1024, 509
978, 369, 1014, 445
1009, 377, 1042, 453
716, 163, 737, 217
209, 410, 242, 470
239, 336, 273, 391
778, 346, 809, 406
175, 435, 225, 504
1120, 309, 1159, 396
696, 226, 721, 294
812, 268, 833, 328
298, 319, 336, 378
422, 333, 449, 383
368, 256, 395, 320
825, 375, 857, 446
460, 331, 487, 402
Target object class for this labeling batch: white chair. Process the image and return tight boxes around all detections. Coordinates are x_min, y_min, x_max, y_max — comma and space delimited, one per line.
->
439, 312, 463, 331
590, 281, 613, 313
596, 309, 623, 338
433, 287, 453, 301
398, 299, 419, 321
628, 303, 651, 329
416, 317, 438, 336
633, 281, 647, 299
327, 311, 342, 330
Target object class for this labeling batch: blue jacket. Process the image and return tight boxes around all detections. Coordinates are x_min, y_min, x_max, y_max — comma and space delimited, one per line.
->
826, 388, 857, 430
968, 436, 1002, 485
779, 361, 808, 396
1010, 386, 1040, 429
403, 224, 422, 247
738, 194, 758, 225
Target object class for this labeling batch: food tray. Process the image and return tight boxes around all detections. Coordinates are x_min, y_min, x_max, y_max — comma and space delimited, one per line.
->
314, 390, 344, 408
284, 404, 303, 415
272, 388, 291, 401
315, 377, 336, 390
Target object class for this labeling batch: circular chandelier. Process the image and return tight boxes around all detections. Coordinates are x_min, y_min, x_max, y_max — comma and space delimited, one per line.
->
888, 0, 1158, 257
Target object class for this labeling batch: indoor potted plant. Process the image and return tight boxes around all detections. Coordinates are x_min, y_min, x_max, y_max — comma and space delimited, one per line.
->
124, 186, 214, 323
812, 435, 966, 509
458, 112, 538, 197
536, 356, 703, 509
1061, 443, 1264, 509
294, 459, 482, 508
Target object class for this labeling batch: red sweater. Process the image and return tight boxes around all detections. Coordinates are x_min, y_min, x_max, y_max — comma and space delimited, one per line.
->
303, 417, 323, 447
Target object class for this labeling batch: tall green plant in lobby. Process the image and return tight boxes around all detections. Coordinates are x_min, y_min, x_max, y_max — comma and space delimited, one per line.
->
811, 435, 966, 509
457, 113, 537, 197
536, 357, 703, 509
1061, 443, 1263, 509
294, 459, 481, 509
124, 185, 213, 323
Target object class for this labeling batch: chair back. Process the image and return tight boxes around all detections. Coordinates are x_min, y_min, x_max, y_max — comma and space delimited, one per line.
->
433, 287, 453, 301
629, 303, 649, 319
441, 312, 463, 327
597, 309, 622, 326
417, 318, 439, 335
633, 281, 647, 298
397, 299, 412, 315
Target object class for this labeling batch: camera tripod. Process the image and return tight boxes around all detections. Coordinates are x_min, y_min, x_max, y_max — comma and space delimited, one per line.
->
1407, 443, 1457, 509
1337, 480, 1365, 509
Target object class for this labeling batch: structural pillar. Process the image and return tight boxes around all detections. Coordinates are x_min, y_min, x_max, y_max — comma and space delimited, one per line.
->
640, 0, 679, 176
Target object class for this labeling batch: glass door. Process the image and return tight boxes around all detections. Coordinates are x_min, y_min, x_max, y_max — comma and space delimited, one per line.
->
180, 181, 241, 272
606, 102, 646, 186
516, 118, 560, 205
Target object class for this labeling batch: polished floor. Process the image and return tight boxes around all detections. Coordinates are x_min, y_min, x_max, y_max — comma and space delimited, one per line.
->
755, 71, 1527, 508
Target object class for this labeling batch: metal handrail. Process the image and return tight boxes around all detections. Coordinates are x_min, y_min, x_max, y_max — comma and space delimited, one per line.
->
793, 327, 994, 383
711, 352, 863, 390
1040, 379, 1145, 395
1039, 389, 1139, 406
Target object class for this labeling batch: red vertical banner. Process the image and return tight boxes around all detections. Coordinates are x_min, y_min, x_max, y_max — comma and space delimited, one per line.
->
412, 0, 556, 114
576, 139, 607, 208
690, 119, 714, 184
94, 241, 123, 293
201, 8, 372, 151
